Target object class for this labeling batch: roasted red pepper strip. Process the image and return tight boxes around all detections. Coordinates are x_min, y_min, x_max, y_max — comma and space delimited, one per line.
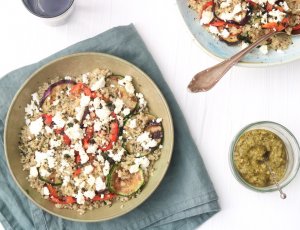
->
75, 152, 81, 164
246, 0, 257, 7
202, 1, 213, 11
41, 114, 53, 126
50, 195, 76, 204
86, 126, 94, 139
266, 2, 273, 12
73, 168, 81, 177
82, 137, 90, 150
47, 184, 58, 198
99, 113, 119, 151
292, 24, 300, 31
70, 83, 92, 97
92, 193, 116, 201
209, 20, 226, 27
63, 134, 71, 146
54, 128, 64, 135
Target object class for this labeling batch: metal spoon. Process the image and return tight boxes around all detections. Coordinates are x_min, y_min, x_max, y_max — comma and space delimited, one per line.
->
260, 151, 287, 199
187, 30, 279, 93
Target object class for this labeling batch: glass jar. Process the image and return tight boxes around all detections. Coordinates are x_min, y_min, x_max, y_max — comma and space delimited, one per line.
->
229, 121, 300, 192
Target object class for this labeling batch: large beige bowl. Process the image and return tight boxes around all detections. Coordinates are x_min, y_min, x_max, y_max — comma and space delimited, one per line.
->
4, 53, 174, 222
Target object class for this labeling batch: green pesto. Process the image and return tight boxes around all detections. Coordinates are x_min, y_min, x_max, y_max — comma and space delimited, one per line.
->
234, 129, 287, 187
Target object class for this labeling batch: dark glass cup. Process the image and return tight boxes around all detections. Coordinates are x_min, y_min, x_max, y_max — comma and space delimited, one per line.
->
22, 0, 75, 25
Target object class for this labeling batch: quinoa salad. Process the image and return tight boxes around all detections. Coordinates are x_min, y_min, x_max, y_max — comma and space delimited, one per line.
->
19, 68, 164, 214
188, 0, 300, 54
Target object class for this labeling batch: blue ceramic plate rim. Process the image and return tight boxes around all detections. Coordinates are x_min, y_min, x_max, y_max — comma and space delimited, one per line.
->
176, 0, 300, 67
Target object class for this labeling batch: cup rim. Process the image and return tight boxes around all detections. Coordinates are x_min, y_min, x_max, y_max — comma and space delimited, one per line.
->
229, 121, 300, 193
22, 0, 75, 19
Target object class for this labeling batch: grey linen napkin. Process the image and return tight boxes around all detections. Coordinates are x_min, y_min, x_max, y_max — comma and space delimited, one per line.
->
0, 24, 220, 230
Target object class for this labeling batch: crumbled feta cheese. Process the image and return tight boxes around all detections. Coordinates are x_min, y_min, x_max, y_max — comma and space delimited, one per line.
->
75, 190, 85, 204
95, 106, 111, 123
87, 175, 96, 186
84, 190, 96, 199
62, 176, 70, 187
25, 101, 39, 117
122, 108, 131, 117
118, 75, 135, 94
268, 9, 286, 23
220, 0, 232, 8
209, 25, 219, 35
129, 156, 150, 174
129, 164, 140, 174
96, 154, 105, 163
259, 45, 268, 55
29, 117, 44, 136
91, 77, 105, 91
114, 98, 124, 114
137, 131, 158, 150
65, 76, 72, 80
135, 156, 150, 169
281, 1, 289, 11
39, 167, 50, 177
45, 126, 53, 134
261, 13, 268, 24
65, 124, 84, 141
95, 177, 106, 191
79, 181, 86, 189
86, 144, 98, 154
31, 93, 39, 104
50, 138, 62, 149
35, 150, 54, 167
47, 157, 56, 169
42, 187, 50, 196
267, 0, 276, 4
200, 10, 214, 25
80, 152, 89, 164
62, 149, 75, 158
84, 165, 94, 174
108, 149, 125, 162
29, 167, 38, 177
75, 106, 86, 121
93, 120, 102, 132
220, 29, 230, 38
156, 118, 162, 123
52, 112, 65, 129
25, 118, 31, 126
93, 97, 101, 109
82, 74, 89, 84
241, 42, 249, 49
103, 160, 110, 176
136, 93, 147, 110
80, 94, 91, 107
52, 99, 60, 106
128, 119, 137, 129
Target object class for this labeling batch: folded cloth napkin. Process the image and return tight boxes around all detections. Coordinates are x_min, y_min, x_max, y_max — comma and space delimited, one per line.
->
0, 24, 220, 230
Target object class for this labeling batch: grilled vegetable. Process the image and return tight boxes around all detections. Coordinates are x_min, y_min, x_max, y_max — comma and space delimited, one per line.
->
219, 34, 241, 45
292, 24, 300, 35
123, 114, 163, 156
106, 75, 138, 113
40, 79, 76, 112
38, 168, 63, 186
108, 165, 144, 196
213, 0, 251, 26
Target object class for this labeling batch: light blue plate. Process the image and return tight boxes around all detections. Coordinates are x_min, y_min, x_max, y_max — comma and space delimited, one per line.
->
176, 0, 300, 67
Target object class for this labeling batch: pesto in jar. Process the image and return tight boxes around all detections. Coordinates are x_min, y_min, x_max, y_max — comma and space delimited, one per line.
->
233, 129, 287, 187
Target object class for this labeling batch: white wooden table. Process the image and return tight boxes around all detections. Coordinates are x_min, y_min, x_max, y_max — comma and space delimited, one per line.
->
1, 1, 300, 229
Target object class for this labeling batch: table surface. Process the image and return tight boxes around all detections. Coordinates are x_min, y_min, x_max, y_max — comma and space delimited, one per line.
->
1, 1, 300, 230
